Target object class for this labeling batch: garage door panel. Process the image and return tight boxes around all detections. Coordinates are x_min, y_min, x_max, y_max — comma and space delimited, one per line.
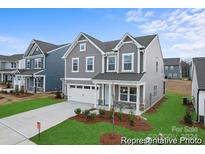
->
68, 86, 99, 104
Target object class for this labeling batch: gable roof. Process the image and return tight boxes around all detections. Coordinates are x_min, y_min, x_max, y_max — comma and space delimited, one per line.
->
164, 58, 180, 66
33, 39, 64, 54
193, 57, 205, 90
0, 54, 24, 62
63, 33, 157, 58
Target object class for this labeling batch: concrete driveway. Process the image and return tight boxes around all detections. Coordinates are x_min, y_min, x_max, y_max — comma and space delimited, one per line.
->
0, 101, 93, 145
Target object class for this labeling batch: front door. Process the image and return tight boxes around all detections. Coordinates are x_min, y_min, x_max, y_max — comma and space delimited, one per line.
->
104, 85, 109, 106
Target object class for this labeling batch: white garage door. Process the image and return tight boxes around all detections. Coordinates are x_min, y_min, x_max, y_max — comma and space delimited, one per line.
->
68, 84, 99, 104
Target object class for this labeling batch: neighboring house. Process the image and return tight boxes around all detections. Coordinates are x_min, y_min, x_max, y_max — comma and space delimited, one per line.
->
62, 32, 164, 115
192, 57, 205, 125
14, 39, 70, 93
0, 54, 24, 86
164, 58, 181, 79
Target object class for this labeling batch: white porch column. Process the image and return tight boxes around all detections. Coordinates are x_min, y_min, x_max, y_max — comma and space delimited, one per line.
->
136, 85, 140, 115
94, 83, 97, 108
108, 84, 112, 109
1, 73, 3, 82
101, 84, 104, 103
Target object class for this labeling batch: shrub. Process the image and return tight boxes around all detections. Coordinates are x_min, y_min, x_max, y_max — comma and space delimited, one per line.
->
74, 108, 81, 115
20, 86, 24, 93
89, 113, 96, 120
99, 108, 106, 117
6, 83, 11, 88
82, 110, 90, 117
55, 91, 62, 99
184, 111, 192, 124
10, 90, 14, 94
15, 85, 19, 94
128, 110, 135, 126
117, 111, 123, 122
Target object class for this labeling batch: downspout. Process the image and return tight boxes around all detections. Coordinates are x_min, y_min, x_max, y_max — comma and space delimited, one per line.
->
197, 89, 199, 122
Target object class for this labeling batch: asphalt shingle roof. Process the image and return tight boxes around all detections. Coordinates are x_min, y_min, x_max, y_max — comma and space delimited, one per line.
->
16, 69, 43, 76
83, 33, 157, 52
0, 54, 23, 62
164, 58, 180, 66
193, 57, 205, 89
93, 72, 145, 81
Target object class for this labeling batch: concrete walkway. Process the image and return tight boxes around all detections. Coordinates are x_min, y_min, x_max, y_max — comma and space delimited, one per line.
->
0, 101, 93, 145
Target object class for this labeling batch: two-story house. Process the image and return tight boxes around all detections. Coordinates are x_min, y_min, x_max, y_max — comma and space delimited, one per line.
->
192, 57, 205, 126
164, 58, 181, 79
14, 39, 70, 93
0, 54, 24, 86
62, 32, 164, 115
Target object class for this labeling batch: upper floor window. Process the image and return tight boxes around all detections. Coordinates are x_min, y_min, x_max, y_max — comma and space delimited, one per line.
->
156, 61, 159, 72
165, 66, 168, 70
26, 59, 31, 69
34, 58, 43, 69
11, 62, 17, 68
72, 58, 79, 72
170, 66, 174, 70
122, 53, 134, 72
86, 56, 94, 72
80, 43, 86, 52
107, 56, 116, 72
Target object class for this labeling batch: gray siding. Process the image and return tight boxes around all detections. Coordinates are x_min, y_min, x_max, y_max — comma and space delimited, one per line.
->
44, 46, 69, 91
164, 65, 181, 79
66, 41, 102, 78
118, 43, 138, 73
140, 36, 164, 110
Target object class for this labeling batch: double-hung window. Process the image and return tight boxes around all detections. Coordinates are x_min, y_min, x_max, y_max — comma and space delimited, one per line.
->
72, 58, 79, 72
34, 58, 43, 69
119, 86, 137, 102
26, 59, 30, 69
107, 56, 116, 72
11, 62, 17, 69
80, 43, 86, 52
122, 53, 134, 72
153, 85, 157, 97
86, 56, 94, 72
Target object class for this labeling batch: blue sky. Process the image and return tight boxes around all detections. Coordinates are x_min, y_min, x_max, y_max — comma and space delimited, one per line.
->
0, 8, 204, 58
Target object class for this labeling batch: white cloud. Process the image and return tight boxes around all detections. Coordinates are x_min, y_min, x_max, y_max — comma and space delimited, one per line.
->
0, 35, 26, 54
126, 9, 154, 23
126, 8, 205, 58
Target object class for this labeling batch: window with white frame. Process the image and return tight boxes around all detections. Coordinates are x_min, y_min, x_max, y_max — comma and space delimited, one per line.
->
80, 43, 86, 51
122, 53, 134, 72
34, 58, 43, 69
153, 85, 157, 97
165, 66, 168, 70
26, 59, 30, 69
170, 66, 174, 70
107, 56, 116, 72
86, 56, 94, 72
72, 58, 79, 72
36, 77, 43, 88
119, 86, 137, 102
173, 73, 177, 78
11, 62, 17, 68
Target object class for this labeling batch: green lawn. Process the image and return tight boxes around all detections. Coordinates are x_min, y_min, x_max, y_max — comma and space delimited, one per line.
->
31, 92, 205, 145
0, 97, 63, 118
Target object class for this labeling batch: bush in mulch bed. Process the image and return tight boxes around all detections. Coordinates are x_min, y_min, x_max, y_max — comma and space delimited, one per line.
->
0, 96, 5, 99
180, 119, 205, 129
146, 97, 166, 114
70, 109, 152, 131
100, 133, 123, 145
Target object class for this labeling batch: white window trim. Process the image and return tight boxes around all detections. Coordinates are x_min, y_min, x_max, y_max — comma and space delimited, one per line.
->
118, 86, 137, 103
122, 53, 134, 72
85, 56, 94, 72
107, 55, 117, 72
34, 58, 43, 69
26, 59, 31, 69
80, 43, 86, 52
72, 57, 79, 72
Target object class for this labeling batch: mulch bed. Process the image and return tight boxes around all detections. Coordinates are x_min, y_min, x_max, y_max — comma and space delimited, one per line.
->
180, 120, 205, 129
9, 93, 33, 98
70, 111, 152, 131
146, 97, 166, 114
0, 96, 5, 99
100, 133, 123, 145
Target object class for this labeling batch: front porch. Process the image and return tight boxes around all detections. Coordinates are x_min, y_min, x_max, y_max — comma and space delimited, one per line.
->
0, 70, 16, 87
94, 81, 145, 115
14, 75, 45, 93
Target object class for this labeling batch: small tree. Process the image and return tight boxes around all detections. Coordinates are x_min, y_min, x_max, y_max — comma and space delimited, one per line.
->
128, 110, 135, 126
15, 85, 19, 95
99, 108, 106, 118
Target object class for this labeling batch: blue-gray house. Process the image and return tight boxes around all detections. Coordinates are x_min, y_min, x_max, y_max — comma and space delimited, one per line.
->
164, 58, 181, 79
14, 39, 70, 93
